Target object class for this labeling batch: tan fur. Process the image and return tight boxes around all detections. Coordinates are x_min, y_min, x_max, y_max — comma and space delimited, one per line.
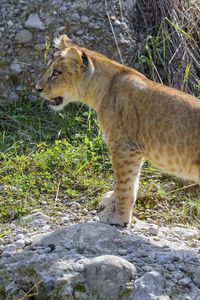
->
36, 35, 200, 226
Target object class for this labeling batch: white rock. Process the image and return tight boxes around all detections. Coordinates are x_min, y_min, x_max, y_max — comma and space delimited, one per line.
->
73, 263, 84, 272
172, 227, 199, 240
148, 224, 159, 236
61, 216, 70, 223
15, 239, 25, 249
7, 20, 13, 27
25, 13, 45, 31
158, 296, 171, 300
118, 248, 127, 256
113, 19, 121, 26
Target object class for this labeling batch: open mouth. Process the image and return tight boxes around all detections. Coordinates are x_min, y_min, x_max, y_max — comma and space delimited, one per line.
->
49, 97, 63, 106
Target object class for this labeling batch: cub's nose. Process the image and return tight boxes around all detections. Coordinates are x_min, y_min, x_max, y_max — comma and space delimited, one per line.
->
35, 82, 43, 92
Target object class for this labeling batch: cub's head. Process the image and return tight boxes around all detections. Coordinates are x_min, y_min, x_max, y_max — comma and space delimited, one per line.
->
36, 35, 92, 111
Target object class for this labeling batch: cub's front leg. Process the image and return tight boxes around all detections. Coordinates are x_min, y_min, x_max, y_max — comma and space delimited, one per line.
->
99, 145, 143, 226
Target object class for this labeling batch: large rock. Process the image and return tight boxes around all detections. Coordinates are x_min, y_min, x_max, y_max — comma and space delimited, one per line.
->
0, 214, 200, 299
0, 223, 135, 299
82, 255, 137, 300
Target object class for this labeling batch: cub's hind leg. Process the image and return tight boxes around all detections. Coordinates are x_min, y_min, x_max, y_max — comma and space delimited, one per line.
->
100, 145, 143, 226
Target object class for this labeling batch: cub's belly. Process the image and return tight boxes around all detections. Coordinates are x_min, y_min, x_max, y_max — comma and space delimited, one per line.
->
146, 147, 199, 182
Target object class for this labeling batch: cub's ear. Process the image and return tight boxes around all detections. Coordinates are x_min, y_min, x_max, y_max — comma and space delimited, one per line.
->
54, 34, 73, 50
64, 47, 90, 71
65, 47, 83, 64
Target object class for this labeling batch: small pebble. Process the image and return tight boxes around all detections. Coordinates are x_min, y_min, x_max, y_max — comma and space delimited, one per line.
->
45, 247, 53, 253
61, 216, 69, 223
118, 248, 127, 256
113, 19, 121, 26
178, 277, 191, 286
149, 224, 159, 236
15, 234, 25, 240
81, 16, 89, 23
71, 12, 80, 21
15, 239, 25, 249
73, 264, 84, 272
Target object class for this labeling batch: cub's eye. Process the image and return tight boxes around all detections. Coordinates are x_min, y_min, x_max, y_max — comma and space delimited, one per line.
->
51, 70, 61, 78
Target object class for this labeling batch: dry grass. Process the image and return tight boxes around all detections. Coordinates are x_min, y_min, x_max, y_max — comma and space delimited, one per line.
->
134, 0, 200, 95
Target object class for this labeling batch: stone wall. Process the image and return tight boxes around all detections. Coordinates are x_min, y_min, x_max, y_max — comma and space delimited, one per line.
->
0, 0, 137, 102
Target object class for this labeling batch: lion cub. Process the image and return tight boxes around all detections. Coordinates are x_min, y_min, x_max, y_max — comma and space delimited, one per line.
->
36, 35, 200, 226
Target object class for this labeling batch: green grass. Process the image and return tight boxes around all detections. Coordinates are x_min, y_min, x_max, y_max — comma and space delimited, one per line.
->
0, 96, 200, 229
0, 99, 112, 223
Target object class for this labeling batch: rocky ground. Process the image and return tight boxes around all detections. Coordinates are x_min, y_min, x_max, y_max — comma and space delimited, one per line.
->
0, 194, 200, 300
0, 0, 137, 102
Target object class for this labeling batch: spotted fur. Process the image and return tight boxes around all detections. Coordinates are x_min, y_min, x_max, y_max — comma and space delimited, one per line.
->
36, 35, 200, 226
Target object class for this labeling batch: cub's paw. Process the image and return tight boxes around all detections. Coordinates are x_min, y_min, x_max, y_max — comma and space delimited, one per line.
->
99, 208, 131, 227
99, 191, 131, 227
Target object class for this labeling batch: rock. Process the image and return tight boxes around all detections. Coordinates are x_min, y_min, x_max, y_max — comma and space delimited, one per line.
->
76, 30, 84, 36
15, 234, 25, 240
32, 222, 117, 254
25, 13, 45, 31
162, 182, 176, 192
113, 19, 121, 26
1, 251, 12, 258
148, 224, 159, 236
172, 227, 199, 240
81, 16, 89, 23
18, 211, 51, 227
131, 271, 165, 299
15, 239, 25, 249
187, 266, 200, 285
0, 213, 200, 299
158, 296, 171, 300
15, 29, 32, 44
125, 0, 137, 10
29, 95, 38, 102
118, 248, 128, 256
71, 12, 80, 21
9, 91, 19, 102
82, 255, 137, 299
178, 277, 191, 286
60, 216, 70, 223
10, 62, 21, 75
